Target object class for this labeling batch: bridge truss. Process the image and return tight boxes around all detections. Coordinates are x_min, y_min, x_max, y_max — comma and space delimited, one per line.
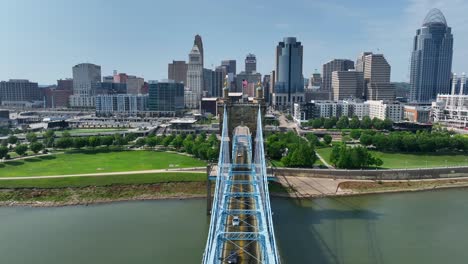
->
202, 106, 280, 264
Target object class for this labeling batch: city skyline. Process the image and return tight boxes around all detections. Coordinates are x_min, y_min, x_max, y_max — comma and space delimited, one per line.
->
1, 0, 468, 84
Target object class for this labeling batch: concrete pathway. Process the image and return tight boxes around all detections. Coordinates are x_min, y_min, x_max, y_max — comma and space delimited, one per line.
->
315, 152, 334, 169
0, 167, 206, 180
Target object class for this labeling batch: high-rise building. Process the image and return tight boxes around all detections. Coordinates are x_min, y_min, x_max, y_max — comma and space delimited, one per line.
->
356, 52, 373, 72
168, 60, 188, 84
236, 71, 262, 97
331, 71, 364, 101
148, 80, 184, 116
194, 35, 204, 66
203, 68, 214, 97
273, 37, 304, 109
185, 44, 203, 108
44, 79, 74, 108
362, 53, 395, 101
95, 94, 148, 116
221, 60, 236, 75
322, 59, 354, 99
70, 63, 101, 108
262, 75, 271, 103
308, 72, 322, 88
409, 8, 453, 102
367, 100, 403, 122
113, 72, 128, 83
0, 79, 41, 106
245, 53, 257, 73
126, 75, 144, 94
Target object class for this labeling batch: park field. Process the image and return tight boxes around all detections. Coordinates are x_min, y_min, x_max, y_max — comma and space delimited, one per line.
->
0, 150, 206, 177
0, 172, 206, 188
316, 147, 468, 169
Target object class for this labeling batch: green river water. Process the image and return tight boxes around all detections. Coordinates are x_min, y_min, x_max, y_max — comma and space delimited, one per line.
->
1, 189, 467, 263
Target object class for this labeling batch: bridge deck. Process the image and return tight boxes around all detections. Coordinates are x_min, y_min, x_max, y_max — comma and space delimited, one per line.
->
202, 106, 280, 264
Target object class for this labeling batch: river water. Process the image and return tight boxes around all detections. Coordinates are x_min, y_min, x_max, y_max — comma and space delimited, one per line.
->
1, 189, 467, 264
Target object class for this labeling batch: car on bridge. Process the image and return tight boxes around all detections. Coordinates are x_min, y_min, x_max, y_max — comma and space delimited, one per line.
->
232, 216, 240, 226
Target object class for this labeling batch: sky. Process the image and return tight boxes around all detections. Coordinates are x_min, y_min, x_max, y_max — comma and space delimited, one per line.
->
1, 0, 467, 85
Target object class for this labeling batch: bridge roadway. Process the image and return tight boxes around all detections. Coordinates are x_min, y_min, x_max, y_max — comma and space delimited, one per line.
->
202, 106, 280, 264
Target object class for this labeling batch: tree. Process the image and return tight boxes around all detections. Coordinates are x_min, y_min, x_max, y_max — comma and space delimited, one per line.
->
30, 142, 44, 154
311, 118, 323, 129
359, 133, 373, 146
55, 137, 73, 149
372, 117, 384, 130
323, 134, 332, 145
135, 138, 146, 147
361, 116, 372, 129
124, 133, 137, 142
349, 116, 360, 129
323, 118, 336, 129
73, 137, 88, 149
305, 133, 319, 146
7, 135, 18, 145
172, 135, 184, 149
336, 116, 349, 129
15, 144, 28, 156
146, 136, 158, 147
88, 136, 100, 148
44, 130, 55, 139
26, 132, 38, 143
383, 119, 393, 130
372, 133, 389, 150
162, 135, 175, 147
113, 134, 126, 146
62, 131, 71, 138
350, 130, 361, 140
267, 141, 284, 160
100, 136, 114, 147
329, 144, 383, 169
0, 146, 8, 159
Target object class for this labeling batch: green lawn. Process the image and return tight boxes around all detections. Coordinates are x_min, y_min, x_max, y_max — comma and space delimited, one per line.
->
0, 172, 206, 188
0, 150, 206, 177
316, 147, 468, 169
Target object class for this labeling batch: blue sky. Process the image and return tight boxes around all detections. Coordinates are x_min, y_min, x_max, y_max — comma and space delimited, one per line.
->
1, 0, 467, 84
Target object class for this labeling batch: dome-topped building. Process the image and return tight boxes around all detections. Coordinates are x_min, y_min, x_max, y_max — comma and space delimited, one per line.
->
409, 9, 453, 102
422, 8, 447, 26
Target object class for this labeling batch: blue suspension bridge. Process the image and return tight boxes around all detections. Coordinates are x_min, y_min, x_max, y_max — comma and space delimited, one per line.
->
202, 106, 281, 264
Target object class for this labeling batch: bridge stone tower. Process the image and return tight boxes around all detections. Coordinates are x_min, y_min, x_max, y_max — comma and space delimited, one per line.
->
217, 80, 266, 140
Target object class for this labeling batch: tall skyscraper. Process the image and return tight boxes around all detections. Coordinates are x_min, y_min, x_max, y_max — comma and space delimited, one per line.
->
221, 60, 236, 75
70, 63, 101, 107
273, 37, 304, 109
168, 61, 188, 84
363, 54, 395, 100
148, 80, 184, 116
194, 34, 204, 66
245, 53, 257, 73
409, 8, 453, 102
185, 44, 203, 108
332, 71, 364, 101
322, 59, 354, 99
356, 52, 373, 73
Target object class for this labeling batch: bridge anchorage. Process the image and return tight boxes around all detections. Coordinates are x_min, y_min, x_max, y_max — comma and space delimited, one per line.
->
202, 105, 281, 264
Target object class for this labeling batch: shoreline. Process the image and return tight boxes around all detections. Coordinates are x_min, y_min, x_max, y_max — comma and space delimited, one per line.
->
1, 180, 468, 207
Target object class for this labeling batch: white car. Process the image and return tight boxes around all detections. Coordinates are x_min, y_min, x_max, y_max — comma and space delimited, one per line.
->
232, 216, 240, 226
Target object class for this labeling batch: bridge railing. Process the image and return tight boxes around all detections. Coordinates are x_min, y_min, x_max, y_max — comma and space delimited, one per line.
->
254, 106, 281, 264
202, 106, 231, 264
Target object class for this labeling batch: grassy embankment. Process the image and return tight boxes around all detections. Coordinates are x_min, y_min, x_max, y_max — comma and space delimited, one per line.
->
0, 150, 206, 177
316, 147, 468, 169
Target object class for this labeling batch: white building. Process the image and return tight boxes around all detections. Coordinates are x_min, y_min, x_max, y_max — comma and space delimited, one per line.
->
431, 73, 467, 128
367, 100, 403, 122
70, 63, 101, 108
185, 45, 203, 109
95, 94, 148, 116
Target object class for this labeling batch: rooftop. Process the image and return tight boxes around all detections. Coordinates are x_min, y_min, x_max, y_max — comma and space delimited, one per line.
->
422, 8, 447, 26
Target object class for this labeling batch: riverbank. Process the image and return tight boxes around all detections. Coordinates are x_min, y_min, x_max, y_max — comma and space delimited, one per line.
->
2, 178, 468, 207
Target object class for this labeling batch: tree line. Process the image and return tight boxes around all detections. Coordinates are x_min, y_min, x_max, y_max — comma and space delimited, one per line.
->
305, 116, 393, 130
330, 143, 383, 169
266, 131, 317, 167
359, 131, 468, 153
